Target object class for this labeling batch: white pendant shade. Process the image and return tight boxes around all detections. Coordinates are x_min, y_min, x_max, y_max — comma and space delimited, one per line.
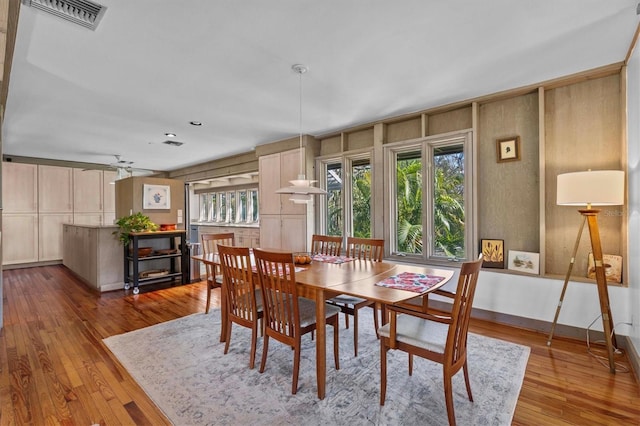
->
275, 64, 327, 204
556, 170, 624, 207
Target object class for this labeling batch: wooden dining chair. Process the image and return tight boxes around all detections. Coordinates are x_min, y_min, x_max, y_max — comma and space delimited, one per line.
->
327, 237, 384, 356
253, 248, 341, 394
201, 232, 235, 313
310, 234, 343, 256
378, 254, 483, 426
218, 244, 263, 369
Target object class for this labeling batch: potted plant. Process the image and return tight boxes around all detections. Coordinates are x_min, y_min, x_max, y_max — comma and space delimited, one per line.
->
113, 212, 159, 246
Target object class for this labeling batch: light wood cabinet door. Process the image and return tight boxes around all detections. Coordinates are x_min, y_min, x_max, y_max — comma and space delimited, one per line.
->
259, 215, 306, 251
38, 165, 73, 213
280, 215, 307, 252
259, 149, 306, 216
39, 214, 73, 261
73, 169, 103, 212
280, 149, 306, 215
2, 213, 39, 264
259, 215, 281, 250
103, 170, 117, 214
2, 162, 38, 213
259, 153, 281, 215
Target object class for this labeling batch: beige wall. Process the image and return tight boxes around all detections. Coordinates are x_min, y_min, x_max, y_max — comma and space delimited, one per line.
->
115, 176, 186, 229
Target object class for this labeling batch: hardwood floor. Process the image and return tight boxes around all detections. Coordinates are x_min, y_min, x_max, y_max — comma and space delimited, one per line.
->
0, 265, 638, 425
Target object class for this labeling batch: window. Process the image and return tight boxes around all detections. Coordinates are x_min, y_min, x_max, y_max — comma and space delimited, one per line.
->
207, 193, 217, 222
249, 189, 259, 223
386, 131, 473, 263
318, 152, 372, 242
218, 193, 227, 222
196, 187, 259, 225
236, 190, 247, 223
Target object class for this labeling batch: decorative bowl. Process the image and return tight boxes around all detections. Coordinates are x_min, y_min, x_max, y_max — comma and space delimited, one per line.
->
160, 224, 177, 231
130, 247, 153, 257
293, 252, 312, 265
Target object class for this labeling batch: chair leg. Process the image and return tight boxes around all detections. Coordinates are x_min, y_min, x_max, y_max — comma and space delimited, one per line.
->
223, 321, 232, 355
380, 338, 387, 405
443, 374, 457, 426
259, 334, 269, 373
205, 283, 212, 314
373, 303, 380, 339
292, 339, 301, 394
344, 311, 350, 329
332, 318, 340, 370
408, 354, 413, 376
463, 361, 473, 401
249, 324, 258, 370
353, 309, 359, 357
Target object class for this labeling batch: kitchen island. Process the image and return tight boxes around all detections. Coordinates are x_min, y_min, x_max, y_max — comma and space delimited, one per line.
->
63, 224, 123, 292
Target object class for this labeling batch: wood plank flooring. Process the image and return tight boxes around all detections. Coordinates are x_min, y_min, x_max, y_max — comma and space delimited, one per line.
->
0, 265, 638, 425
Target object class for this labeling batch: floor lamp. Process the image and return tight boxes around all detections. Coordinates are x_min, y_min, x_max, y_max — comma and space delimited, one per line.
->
547, 170, 625, 373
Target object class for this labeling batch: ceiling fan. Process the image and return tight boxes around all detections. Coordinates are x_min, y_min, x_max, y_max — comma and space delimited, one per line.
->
105, 155, 155, 179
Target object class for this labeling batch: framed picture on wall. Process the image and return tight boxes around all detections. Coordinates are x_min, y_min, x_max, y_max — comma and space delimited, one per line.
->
143, 184, 171, 209
480, 239, 504, 268
507, 250, 539, 274
496, 136, 521, 162
587, 253, 622, 283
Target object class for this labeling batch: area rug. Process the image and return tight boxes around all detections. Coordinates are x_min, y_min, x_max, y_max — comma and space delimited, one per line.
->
103, 310, 530, 425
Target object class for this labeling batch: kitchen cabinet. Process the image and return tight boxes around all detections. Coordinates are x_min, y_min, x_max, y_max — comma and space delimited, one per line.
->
74, 168, 103, 213
103, 170, 117, 224
38, 165, 73, 213
62, 224, 123, 292
2, 163, 117, 267
197, 225, 260, 248
2, 162, 37, 213
259, 149, 306, 216
258, 148, 310, 251
259, 214, 306, 252
2, 214, 39, 264
39, 214, 73, 261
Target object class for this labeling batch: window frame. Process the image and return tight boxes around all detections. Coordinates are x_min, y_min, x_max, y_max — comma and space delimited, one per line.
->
316, 149, 373, 247
384, 130, 475, 265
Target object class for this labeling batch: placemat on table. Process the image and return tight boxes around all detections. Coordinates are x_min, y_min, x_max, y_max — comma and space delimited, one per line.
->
375, 272, 446, 292
311, 254, 355, 264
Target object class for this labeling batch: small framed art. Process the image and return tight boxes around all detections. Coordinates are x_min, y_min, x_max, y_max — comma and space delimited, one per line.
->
143, 184, 171, 210
480, 239, 504, 268
496, 136, 521, 162
587, 253, 622, 284
507, 250, 539, 274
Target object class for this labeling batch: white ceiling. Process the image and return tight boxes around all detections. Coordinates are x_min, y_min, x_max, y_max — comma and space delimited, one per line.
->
3, 0, 639, 173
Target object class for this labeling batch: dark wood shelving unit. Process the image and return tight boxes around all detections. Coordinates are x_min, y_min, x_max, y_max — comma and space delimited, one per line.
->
123, 230, 188, 294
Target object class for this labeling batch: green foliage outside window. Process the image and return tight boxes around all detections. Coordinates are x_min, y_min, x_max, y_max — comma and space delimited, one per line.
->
352, 163, 371, 238
395, 147, 465, 258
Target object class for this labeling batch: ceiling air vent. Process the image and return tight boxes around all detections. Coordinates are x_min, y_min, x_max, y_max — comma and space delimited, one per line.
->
163, 140, 184, 147
22, 0, 107, 31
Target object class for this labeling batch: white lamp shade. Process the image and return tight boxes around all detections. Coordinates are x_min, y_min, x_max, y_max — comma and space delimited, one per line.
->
556, 170, 624, 206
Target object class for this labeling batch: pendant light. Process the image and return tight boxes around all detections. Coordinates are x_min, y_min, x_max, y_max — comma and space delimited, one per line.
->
275, 64, 327, 204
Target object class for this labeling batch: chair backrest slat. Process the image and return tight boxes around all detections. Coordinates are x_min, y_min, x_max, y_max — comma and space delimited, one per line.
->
218, 244, 257, 323
311, 234, 343, 256
253, 249, 299, 343
445, 255, 483, 366
201, 232, 235, 281
346, 237, 384, 261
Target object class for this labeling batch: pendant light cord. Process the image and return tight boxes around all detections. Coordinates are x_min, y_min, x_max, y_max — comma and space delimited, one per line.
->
297, 65, 304, 177
292, 63, 308, 179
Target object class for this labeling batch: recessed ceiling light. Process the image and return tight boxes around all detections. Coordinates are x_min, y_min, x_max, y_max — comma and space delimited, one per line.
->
165, 132, 176, 138
190, 121, 202, 126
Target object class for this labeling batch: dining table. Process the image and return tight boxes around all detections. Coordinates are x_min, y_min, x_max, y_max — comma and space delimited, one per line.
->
192, 251, 455, 400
